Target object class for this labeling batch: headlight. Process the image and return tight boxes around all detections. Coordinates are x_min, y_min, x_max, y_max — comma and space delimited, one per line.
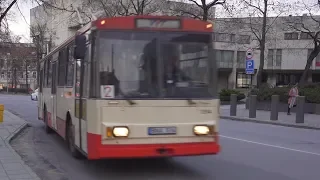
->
193, 125, 210, 135
113, 127, 129, 137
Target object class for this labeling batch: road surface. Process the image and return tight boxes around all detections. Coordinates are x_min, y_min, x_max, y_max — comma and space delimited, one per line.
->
1, 94, 320, 180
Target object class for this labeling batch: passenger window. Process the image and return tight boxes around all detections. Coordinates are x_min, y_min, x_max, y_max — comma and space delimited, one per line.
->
58, 49, 67, 86
47, 58, 52, 88
66, 45, 74, 86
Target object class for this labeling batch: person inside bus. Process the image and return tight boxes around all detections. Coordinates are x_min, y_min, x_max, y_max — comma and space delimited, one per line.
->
163, 49, 191, 87
100, 69, 120, 97
140, 39, 159, 96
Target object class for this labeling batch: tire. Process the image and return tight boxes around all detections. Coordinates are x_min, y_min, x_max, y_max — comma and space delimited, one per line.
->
67, 120, 82, 158
43, 108, 53, 134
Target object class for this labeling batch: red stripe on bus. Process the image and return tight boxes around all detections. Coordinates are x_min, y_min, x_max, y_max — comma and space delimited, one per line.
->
56, 117, 66, 139
87, 133, 220, 160
47, 112, 52, 128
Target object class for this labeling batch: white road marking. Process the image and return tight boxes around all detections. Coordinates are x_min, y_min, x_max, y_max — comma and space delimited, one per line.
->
220, 135, 320, 156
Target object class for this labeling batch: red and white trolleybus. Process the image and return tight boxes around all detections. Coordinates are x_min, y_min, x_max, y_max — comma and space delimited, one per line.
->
38, 15, 220, 160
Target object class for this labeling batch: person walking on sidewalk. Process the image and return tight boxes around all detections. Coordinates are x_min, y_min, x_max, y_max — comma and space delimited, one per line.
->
287, 83, 299, 115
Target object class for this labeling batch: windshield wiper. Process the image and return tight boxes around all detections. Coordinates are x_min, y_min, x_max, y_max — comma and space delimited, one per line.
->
118, 89, 136, 105
187, 99, 197, 105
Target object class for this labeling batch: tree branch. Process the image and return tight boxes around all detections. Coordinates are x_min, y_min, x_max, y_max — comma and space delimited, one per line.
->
0, 0, 17, 26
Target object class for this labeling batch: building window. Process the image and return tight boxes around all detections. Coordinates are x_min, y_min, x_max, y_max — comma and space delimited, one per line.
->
275, 49, 282, 67
237, 51, 246, 68
32, 72, 37, 78
215, 50, 234, 68
284, 32, 298, 40
236, 72, 252, 88
0, 59, 4, 68
300, 32, 314, 39
237, 35, 251, 44
214, 33, 236, 43
267, 49, 274, 67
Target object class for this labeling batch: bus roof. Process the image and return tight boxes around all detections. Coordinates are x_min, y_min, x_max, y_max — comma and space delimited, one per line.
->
41, 15, 213, 62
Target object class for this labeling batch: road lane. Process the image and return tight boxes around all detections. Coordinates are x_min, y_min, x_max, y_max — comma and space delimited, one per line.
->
219, 119, 320, 154
2, 94, 320, 180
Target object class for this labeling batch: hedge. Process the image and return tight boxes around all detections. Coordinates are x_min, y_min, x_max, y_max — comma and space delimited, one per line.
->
0, 88, 30, 94
250, 83, 320, 104
219, 89, 246, 101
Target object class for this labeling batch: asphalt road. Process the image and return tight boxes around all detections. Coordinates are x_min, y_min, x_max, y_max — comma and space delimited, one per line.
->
2, 94, 320, 180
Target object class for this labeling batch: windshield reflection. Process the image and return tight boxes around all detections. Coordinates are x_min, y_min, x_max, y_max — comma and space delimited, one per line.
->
98, 31, 213, 99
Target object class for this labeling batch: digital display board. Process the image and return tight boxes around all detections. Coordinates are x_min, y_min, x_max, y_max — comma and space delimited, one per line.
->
135, 19, 181, 29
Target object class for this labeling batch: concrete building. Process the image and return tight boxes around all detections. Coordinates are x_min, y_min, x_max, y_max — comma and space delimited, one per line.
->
0, 43, 37, 91
214, 15, 320, 91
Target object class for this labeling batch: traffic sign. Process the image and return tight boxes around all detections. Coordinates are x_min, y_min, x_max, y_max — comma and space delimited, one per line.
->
246, 59, 254, 74
246, 48, 253, 60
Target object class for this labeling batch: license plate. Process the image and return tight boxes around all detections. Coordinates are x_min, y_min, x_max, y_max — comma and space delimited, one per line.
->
148, 127, 177, 135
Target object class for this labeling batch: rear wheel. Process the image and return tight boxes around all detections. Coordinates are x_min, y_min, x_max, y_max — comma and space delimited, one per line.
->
43, 108, 53, 134
67, 119, 82, 158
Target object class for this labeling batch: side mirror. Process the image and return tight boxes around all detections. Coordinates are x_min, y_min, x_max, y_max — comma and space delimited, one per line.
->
74, 34, 87, 59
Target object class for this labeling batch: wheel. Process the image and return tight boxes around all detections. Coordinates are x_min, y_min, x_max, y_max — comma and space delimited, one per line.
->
43, 108, 53, 134
67, 120, 82, 158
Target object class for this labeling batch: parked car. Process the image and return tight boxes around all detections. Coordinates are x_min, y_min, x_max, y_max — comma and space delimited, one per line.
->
31, 88, 39, 101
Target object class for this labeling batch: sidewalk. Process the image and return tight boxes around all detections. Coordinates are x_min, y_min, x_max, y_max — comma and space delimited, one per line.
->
0, 110, 40, 180
220, 104, 320, 130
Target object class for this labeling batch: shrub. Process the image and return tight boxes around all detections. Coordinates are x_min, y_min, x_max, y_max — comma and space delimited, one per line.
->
1, 88, 29, 94
219, 89, 246, 101
255, 86, 320, 104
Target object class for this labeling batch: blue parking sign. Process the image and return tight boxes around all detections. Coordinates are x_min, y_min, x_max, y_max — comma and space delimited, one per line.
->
246, 60, 254, 74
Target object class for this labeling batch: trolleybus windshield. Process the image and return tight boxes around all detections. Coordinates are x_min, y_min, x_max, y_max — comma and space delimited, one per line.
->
97, 31, 214, 99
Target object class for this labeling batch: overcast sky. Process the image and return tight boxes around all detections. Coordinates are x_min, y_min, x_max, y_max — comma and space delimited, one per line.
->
8, 1, 36, 43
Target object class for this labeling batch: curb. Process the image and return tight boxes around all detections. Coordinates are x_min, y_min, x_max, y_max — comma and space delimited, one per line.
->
4, 112, 41, 180
220, 115, 320, 130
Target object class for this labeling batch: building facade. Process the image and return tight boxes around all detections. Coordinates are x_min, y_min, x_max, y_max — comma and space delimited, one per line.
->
0, 43, 37, 91
214, 15, 320, 91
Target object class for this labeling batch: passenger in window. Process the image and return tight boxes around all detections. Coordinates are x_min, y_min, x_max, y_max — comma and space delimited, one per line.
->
164, 53, 190, 86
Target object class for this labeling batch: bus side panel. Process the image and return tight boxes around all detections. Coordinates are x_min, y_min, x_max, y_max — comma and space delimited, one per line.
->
55, 87, 69, 139
64, 87, 82, 152
38, 92, 43, 120
42, 88, 53, 127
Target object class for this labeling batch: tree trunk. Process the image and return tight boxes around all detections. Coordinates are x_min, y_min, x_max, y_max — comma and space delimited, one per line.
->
25, 62, 28, 92
257, 0, 268, 88
299, 47, 320, 86
14, 68, 17, 94
202, 7, 208, 21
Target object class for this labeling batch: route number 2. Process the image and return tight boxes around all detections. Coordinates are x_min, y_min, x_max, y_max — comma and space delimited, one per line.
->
100, 85, 115, 98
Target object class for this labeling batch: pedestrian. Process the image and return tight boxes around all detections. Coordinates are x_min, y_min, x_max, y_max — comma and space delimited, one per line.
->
287, 83, 299, 115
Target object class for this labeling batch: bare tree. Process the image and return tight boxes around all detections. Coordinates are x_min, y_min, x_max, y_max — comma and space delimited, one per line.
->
229, 0, 289, 88
284, 3, 320, 85
0, 0, 17, 27
30, 22, 53, 86
169, 0, 225, 21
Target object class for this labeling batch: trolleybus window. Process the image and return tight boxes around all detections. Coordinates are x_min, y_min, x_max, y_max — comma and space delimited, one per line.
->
97, 31, 213, 99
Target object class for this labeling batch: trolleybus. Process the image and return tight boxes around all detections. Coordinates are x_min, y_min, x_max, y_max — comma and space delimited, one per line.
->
38, 15, 220, 159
